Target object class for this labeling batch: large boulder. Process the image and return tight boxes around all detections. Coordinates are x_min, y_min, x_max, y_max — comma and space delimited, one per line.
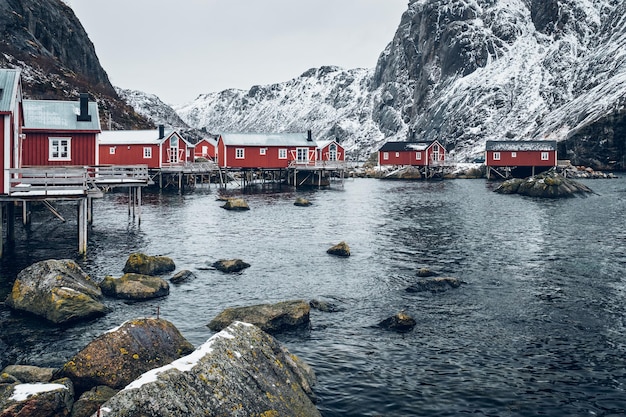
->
212, 259, 250, 273
327, 241, 350, 257
96, 322, 321, 417
100, 274, 170, 300
221, 198, 250, 211
406, 277, 465, 293
0, 378, 74, 417
5, 260, 107, 324
494, 171, 593, 198
208, 300, 311, 334
54, 318, 194, 394
122, 253, 175, 276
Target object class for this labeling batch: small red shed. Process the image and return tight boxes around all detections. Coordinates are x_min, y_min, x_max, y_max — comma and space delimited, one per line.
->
99, 126, 194, 169
21, 94, 101, 167
485, 140, 557, 178
0, 68, 23, 194
316, 139, 345, 163
378, 140, 446, 167
194, 136, 217, 160
217, 132, 318, 169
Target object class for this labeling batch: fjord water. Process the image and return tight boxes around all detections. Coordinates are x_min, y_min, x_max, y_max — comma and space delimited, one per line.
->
1, 178, 626, 416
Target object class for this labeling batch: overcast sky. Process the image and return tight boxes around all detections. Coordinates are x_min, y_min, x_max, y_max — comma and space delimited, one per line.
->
64, 0, 407, 105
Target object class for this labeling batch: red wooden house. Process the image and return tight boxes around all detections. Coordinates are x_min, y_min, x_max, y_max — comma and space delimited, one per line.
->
217, 132, 318, 169
194, 136, 217, 160
378, 140, 446, 167
485, 140, 557, 178
316, 139, 345, 163
22, 93, 101, 167
0, 69, 23, 195
99, 125, 194, 169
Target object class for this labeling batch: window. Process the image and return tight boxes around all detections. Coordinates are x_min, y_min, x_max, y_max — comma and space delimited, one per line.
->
511, 152, 517, 158
416, 152, 422, 160
49, 137, 71, 161
260, 148, 266, 155
383, 152, 389, 160
395, 152, 400, 157
541, 152, 549, 160
236, 148, 245, 159
143, 147, 152, 158
202, 145, 208, 155
109, 147, 116, 155
493, 152, 501, 161
278, 148, 287, 159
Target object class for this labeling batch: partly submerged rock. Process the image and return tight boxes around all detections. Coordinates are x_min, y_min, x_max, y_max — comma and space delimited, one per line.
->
406, 277, 464, 293
327, 241, 351, 257
294, 197, 313, 207
378, 311, 417, 332
212, 259, 251, 273
208, 300, 311, 334
169, 270, 196, 284
494, 171, 593, 198
309, 299, 344, 313
100, 273, 170, 300
54, 318, 194, 394
0, 378, 74, 417
122, 253, 176, 276
5, 259, 107, 324
221, 198, 250, 211
96, 322, 321, 417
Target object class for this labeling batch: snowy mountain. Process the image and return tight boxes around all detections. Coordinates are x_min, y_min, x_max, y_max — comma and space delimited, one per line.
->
116, 87, 189, 129
168, 0, 625, 168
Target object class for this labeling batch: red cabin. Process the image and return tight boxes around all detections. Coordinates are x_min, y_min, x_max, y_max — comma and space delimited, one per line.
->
0, 69, 23, 194
316, 139, 345, 163
194, 136, 217, 160
378, 140, 446, 167
22, 94, 101, 167
217, 132, 318, 169
99, 126, 194, 169
485, 140, 557, 178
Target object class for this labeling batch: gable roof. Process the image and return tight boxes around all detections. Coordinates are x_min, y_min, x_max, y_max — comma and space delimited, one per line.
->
23, 99, 101, 131
100, 129, 193, 146
379, 141, 438, 152
0, 68, 21, 113
219, 132, 314, 147
485, 140, 558, 152
316, 139, 342, 149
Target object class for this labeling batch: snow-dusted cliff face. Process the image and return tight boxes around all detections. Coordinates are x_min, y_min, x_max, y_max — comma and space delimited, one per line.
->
116, 87, 189, 129
173, 0, 626, 167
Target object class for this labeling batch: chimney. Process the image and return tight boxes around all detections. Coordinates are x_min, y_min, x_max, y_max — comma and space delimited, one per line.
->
307, 130, 313, 141
77, 93, 92, 122
158, 124, 165, 139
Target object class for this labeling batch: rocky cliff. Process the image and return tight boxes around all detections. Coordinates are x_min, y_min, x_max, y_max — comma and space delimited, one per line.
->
0, 0, 152, 130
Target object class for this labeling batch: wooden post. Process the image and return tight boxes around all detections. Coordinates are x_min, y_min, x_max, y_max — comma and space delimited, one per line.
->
0, 203, 4, 258
78, 198, 88, 255
137, 186, 142, 226
7, 202, 15, 246
22, 201, 29, 225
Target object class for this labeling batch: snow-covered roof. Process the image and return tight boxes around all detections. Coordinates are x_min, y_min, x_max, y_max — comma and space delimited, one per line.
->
485, 140, 557, 152
98, 128, 195, 146
378, 141, 437, 152
219, 132, 313, 147
316, 139, 341, 149
0, 69, 21, 113
23, 99, 101, 131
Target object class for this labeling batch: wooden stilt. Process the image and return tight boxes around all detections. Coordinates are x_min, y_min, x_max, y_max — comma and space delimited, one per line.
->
0, 203, 4, 258
78, 198, 88, 255
7, 203, 15, 245
137, 186, 142, 226
22, 201, 29, 225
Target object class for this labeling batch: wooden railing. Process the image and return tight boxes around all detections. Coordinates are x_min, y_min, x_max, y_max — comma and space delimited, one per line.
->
88, 165, 150, 184
9, 167, 90, 196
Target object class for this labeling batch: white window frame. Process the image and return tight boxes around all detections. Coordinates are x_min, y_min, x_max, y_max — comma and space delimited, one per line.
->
541, 151, 549, 161
143, 147, 152, 159
49, 137, 71, 161
511, 152, 517, 158
395, 152, 400, 157
260, 148, 266, 155
416, 152, 422, 160
278, 148, 287, 159
383, 152, 389, 160
202, 145, 208, 155
109, 147, 116, 155
493, 152, 501, 161
236, 148, 245, 159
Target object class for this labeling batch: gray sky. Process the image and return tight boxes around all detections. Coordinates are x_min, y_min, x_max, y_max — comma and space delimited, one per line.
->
64, 0, 407, 105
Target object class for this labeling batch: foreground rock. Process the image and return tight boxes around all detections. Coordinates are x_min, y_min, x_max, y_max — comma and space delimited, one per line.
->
406, 277, 464, 293
378, 311, 416, 332
212, 259, 251, 273
100, 273, 170, 300
54, 318, 194, 394
294, 197, 313, 207
221, 198, 250, 211
70, 385, 117, 417
327, 241, 351, 257
122, 253, 176, 276
5, 259, 107, 324
1, 365, 55, 383
0, 377, 74, 417
208, 300, 311, 334
96, 322, 321, 417
494, 171, 593, 198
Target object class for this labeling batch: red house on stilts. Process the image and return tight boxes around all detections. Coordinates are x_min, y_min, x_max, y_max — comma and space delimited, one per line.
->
485, 140, 558, 179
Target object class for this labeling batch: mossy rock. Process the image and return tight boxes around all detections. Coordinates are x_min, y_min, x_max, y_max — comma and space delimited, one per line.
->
222, 198, 250, 211
122, 253, 175, 276
100, 273, 170, 300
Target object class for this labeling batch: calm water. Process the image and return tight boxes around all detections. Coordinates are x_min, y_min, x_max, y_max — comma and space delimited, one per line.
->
1, 178, 626, 416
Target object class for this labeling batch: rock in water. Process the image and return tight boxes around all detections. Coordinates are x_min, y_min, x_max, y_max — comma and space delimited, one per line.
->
294, 197, 313, 206
494, 171, 593, 198
96, 322, 321, 417
100, 274, 170, 300
378, 311, 417, 332
54, 318, 194, 393
221, 198, 250, 210
122, 253, 176, 276
5, 259, 107, 324
212, 259, 251, 273
406, 277, 464, 293
208, 300, 310, 334
327, 241, 351, 257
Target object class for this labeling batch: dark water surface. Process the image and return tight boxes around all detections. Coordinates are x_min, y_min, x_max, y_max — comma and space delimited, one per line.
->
1, 178, 626, 416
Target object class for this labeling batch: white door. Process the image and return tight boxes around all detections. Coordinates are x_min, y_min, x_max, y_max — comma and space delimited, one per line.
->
296, 148, 309, 164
